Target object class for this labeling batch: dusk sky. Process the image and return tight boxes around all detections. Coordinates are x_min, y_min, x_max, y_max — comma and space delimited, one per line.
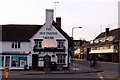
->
0, 0, 119, 40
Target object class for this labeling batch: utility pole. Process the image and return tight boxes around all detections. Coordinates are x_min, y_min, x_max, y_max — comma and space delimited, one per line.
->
72, 27, 82, 71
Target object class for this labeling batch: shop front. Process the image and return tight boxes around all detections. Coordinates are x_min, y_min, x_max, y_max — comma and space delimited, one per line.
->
89, 53, 119, 63
0, 53, 29, 70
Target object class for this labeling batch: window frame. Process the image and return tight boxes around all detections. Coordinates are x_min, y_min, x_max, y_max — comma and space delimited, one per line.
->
57, 41, 65, 49
34, 39, 43, 48
11, 42, 21, 49
57, 55, 66, 64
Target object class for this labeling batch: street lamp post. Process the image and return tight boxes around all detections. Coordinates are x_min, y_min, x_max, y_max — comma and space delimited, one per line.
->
72, 27, 82, 39
71, 27, 82, 71
118, 41, 120, 63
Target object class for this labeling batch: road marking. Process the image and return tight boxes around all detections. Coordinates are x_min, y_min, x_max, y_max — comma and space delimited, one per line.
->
97, 72, 104, 80
72, 68, 79, 70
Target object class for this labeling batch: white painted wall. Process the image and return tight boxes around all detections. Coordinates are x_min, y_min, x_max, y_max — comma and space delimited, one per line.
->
90, 45, 118, 54
90, 49, 115, 53
1, 41, 31, 69
30, 9, 68, 51
30, 24, 68, 49
2, 41, 31, 53
37, 52, 68, 67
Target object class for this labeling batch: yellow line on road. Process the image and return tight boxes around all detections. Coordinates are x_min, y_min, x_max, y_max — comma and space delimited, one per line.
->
97, 72, 104, 80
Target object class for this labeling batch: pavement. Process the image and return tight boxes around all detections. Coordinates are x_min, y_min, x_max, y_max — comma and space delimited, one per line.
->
22, 68, 103, 75
69, 59, 104, 73
1, 59, 103, 76
18, 59, 104, 75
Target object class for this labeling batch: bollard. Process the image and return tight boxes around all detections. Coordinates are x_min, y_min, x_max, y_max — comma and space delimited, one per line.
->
4, 66, 9, 80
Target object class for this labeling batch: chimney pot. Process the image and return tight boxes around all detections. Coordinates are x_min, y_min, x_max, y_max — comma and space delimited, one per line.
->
105, 28, 109, 36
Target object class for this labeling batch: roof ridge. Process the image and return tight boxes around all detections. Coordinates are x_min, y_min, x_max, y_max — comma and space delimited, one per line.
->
1, 24, 42, 26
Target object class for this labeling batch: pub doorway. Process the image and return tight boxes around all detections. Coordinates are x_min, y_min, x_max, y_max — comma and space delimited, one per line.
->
32, 54, 38, 69
44, 55, 51, 70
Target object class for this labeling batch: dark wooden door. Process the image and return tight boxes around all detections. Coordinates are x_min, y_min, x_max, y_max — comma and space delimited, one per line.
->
32, 54, 38, 69
44, 55, 51, 70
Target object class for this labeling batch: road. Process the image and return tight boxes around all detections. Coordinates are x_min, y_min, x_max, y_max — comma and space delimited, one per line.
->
74, 59, 120, 80
0, 59, 119, 80
1, 70, 100, 80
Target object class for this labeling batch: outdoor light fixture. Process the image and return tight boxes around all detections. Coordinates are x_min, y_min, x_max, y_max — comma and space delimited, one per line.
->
71, 26, 82, 71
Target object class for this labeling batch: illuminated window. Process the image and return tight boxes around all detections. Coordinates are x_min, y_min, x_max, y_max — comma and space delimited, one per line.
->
11, 56, 27, 67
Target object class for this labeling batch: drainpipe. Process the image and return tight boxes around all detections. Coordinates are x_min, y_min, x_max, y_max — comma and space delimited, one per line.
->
118, 41, 120, 63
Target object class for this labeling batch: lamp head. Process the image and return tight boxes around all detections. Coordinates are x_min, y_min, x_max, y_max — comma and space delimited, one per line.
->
79, 27, 82, 28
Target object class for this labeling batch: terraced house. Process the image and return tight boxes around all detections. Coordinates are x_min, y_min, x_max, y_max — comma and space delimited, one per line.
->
0, 9, 72, 70
89, 28, 120, 63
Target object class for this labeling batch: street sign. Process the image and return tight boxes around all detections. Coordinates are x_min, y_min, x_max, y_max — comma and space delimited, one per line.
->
4, 66, 9, 79
5, 68, 9, 72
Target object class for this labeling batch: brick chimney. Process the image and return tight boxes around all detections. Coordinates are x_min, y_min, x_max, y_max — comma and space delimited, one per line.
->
105, 28, 109, 36
56, 17, 61, 28
46, 9, 54, 26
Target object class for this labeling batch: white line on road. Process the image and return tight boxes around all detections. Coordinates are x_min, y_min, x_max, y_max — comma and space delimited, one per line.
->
72, 68, 79, 70
97, 72, 104, 80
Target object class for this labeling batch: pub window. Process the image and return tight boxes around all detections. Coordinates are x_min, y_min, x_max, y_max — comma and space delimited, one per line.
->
11, 42, 21, 49
34, 41, 42, 48
57, 41, 65, 48
18, 42, 20, 48
15, 42, 17, 48
12, 42, 14, 48
57, 55, 66, 64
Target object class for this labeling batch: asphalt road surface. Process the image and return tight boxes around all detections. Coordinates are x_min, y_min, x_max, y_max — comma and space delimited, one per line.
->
1, 71, 100, 80
74, 59, 120, 80
0, 59, 119, 80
